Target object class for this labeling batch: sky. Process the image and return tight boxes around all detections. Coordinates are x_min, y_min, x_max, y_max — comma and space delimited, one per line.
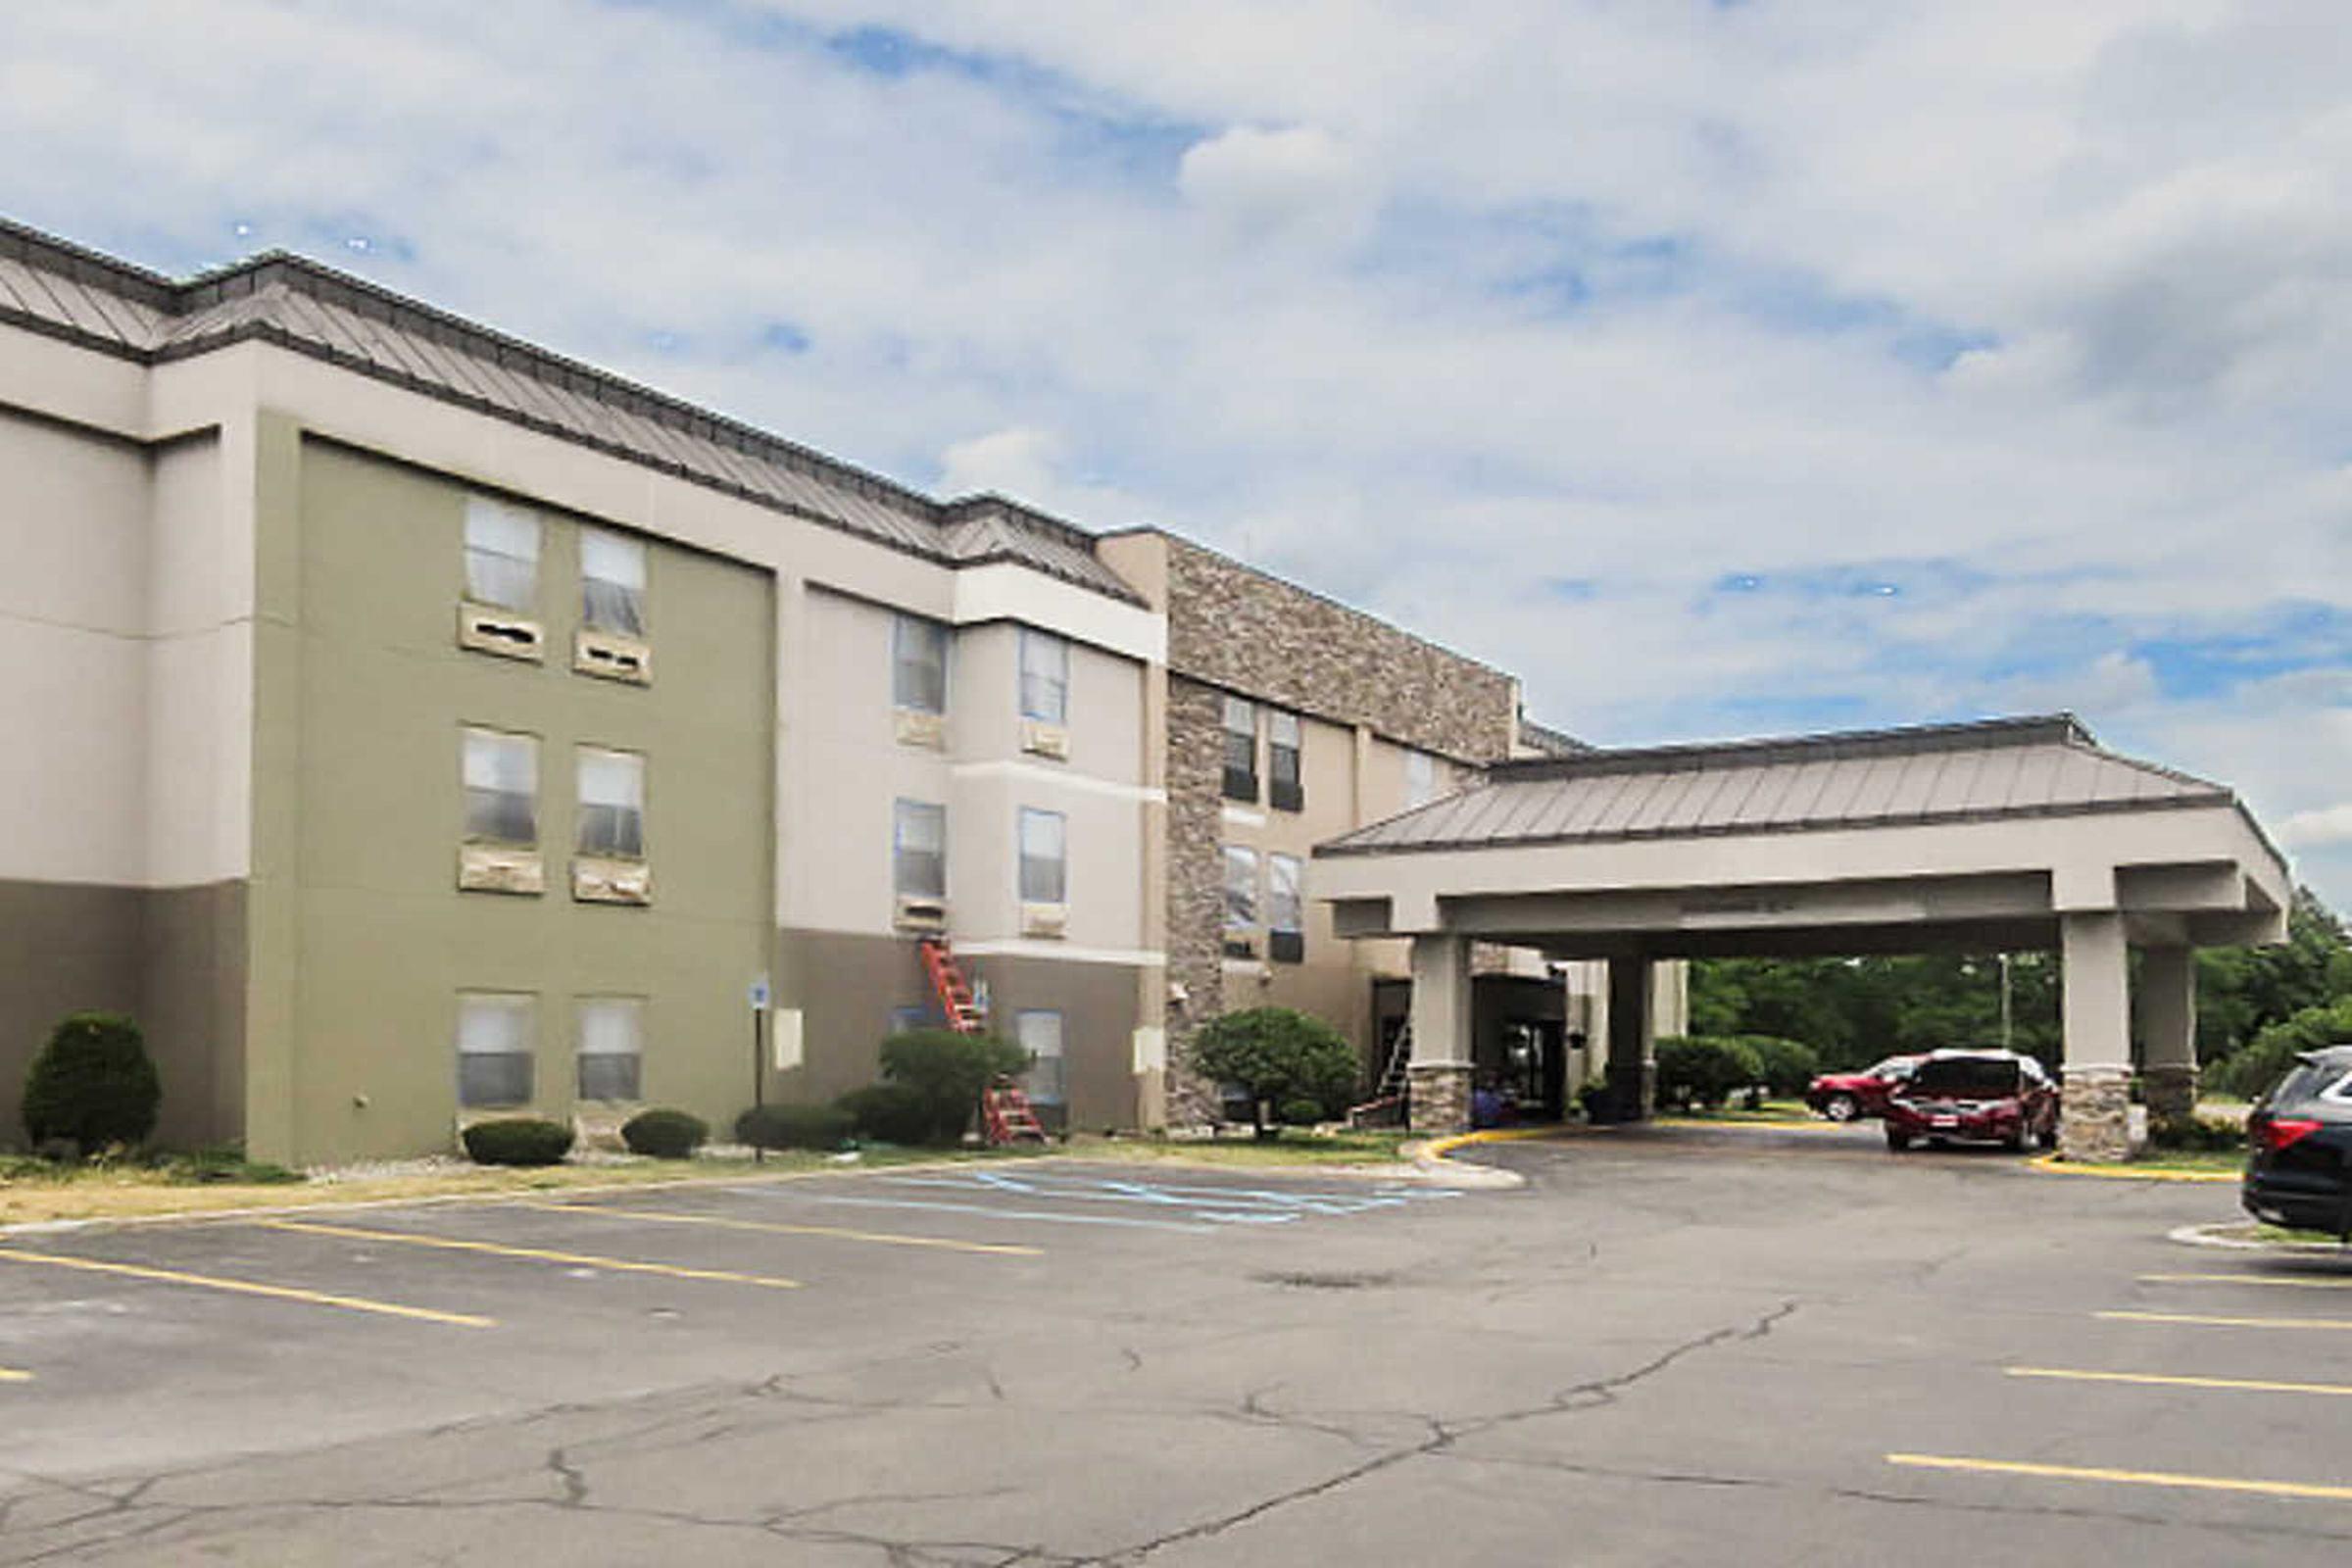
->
3, 1, 2347, 906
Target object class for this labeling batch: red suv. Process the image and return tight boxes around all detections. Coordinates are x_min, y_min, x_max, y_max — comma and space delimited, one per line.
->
1805, 1055, 1924, 1122
1884, 1051, 2059, 1153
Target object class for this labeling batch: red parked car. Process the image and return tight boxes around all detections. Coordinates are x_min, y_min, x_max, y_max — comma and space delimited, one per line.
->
1884, 1050, 2060, 1153
1805, 1055, 1924, 1122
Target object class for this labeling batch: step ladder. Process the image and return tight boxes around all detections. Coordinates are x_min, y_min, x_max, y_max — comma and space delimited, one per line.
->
1347, 1021, 1414, 1126
982, 1076, 1049, 1146
918, 937, 989, 1035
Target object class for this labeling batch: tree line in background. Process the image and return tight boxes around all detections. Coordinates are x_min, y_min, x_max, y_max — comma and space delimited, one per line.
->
1688, 887, 2352, 1099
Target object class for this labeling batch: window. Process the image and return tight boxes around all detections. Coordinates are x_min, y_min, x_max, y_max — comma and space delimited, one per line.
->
894, 800, 946, 899
1017, 1010, 1066, 1106
1222, 696, 1258, 802
576, 747, 645, 860
1404, 751, 1439, 808
464, 495, 540, 612
457, 993, 534, 1108
888, 1005, 930, 1036
576, 998, 643, 1102
1222, 845, 1258, 956
1019, 808, 1067, 905
893, 614, 950, 714
1268, 854, 1304, 964
1019, 628, 1069, 725
1268, 710, 1302, 811
580, 527, 647, 638
463, 729, 538, 846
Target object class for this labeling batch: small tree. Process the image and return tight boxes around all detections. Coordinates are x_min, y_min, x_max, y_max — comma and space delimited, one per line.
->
23, 1012, 161, 1154
1743, 1036, 1821, 1099
2210, 998, 2352, 1102
1189, 1007, 1357, 1140
1653, 1036, 1765, 1111
877, 1028, 1031, 1145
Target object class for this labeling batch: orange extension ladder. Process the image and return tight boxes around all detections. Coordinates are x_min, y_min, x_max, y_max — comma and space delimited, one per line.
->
982, 1077, 1049, 1146
918, 937, 989, 1035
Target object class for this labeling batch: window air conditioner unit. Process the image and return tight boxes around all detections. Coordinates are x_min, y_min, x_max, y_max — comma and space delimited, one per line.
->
894, 709, 947, 749
458, 603, 546, 662
895, 896, 949, 932
574, 629, 651, 685
1021, 902, 1069, 939
1020, 720, 1070, 760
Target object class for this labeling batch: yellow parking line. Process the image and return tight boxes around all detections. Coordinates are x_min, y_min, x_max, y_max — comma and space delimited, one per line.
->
2008, 1366, 2352, 1397
261, 1219, 801, 1290
0, 1246, 494, 1329
1887, 1452, 2352, 1502
2098, 1309, 2352, 1332
514, 1200, 1041, 1256
2140, 1272, 2352, 1290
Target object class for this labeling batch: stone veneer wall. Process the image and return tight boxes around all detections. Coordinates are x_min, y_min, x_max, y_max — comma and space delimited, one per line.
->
1161, 537, 1517, 763
1164, 675, 1232, 1122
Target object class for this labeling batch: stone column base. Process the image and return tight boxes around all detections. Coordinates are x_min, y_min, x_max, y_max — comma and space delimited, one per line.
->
1407, 1062, 1473, 1135
1597, 1060, 1655, 1124
2060, 1067, 2134, 1163
2141, 1063, 2199, 1131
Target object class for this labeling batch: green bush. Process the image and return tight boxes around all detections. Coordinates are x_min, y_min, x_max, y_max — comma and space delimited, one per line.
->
1743, 1036, 1820, 1099
1278, 1097, 1327, 1127
1189, 1007, 1358, 1139
877, 1028, 1031, 1145
1653, 1036, 1765, 1111
2210, 998, 2352, 1101
460, 1117, 574, 1166
621, 1107, 709, 1159
736, 1102, 855, 1151
164, 1144, 304, 1185
2147, 1113, 2247, 1153
22, 1012, 162, 1153
834, 1084, 932, 1146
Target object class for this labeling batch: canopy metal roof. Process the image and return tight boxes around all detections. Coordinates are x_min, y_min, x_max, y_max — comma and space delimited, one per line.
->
1320, 714, 2253, 857
0, 219, 1143, 606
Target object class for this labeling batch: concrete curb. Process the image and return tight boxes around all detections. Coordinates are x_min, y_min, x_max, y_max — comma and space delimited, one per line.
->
2025, 1154, 2238, 1184
2168, 1221, 2352, 1256
1402, 1129, 1547, 1189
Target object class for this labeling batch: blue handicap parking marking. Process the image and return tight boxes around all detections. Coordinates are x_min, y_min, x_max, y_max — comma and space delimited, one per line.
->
872, 1169, 1461, 1227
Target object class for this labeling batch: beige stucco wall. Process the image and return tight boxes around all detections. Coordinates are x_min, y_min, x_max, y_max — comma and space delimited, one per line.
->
255, 437, 774, 1162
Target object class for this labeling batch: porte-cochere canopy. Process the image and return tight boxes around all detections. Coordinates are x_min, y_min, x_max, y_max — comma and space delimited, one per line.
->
1308, 714, 2291, 1161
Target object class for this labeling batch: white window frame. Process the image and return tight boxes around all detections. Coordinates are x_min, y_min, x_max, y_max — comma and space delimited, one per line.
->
1404, 750, 1439, 808
1016, 1009, 1066, 1107
1018, 628, 1069, 725
894, 799, 947, 899
576, 746, 646, 860
1268, 710, 1303, 809
1222, 696, 1258, 801
457, 992, 535, 1108
463, 728, 539, 847
1268, 854, 1303, 934
893, 613, 950, 714
580, 526, 648, 638
464, 495, 540, 612
1019, 808, 1067, 905
1223, 845, 1259, 940
576, 997, 644, 1102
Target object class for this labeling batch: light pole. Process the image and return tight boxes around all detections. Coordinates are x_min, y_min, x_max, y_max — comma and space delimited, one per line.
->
1998, 954, 2014, 1052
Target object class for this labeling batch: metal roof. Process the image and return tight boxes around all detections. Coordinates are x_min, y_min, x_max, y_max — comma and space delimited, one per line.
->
0, 219, 1145, 607
1318, 714, 2244, 856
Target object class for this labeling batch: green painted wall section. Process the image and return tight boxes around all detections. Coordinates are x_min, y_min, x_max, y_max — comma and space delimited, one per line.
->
258, 434, 773, 1163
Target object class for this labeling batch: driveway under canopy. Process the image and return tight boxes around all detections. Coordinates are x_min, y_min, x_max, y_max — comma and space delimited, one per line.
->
1309, 714, 2291, 1160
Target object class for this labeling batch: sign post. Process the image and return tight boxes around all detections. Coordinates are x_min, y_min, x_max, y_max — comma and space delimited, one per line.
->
749, 975, 771, 1165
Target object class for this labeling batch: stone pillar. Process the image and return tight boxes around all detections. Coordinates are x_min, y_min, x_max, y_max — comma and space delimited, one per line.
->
2138, 946, 2199, 1131
2060, 912, 2133, 1162
1602, 956, 1655, 1122
1406, 932, 1474, 1135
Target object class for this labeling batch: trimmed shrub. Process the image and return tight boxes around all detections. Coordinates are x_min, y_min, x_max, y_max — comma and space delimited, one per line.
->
22, 1012, 162, 1153
1189, 1007, 1357, 1139
835, 1083, 932, 1146
736, 1102, 855, 1152
1743, 1036, 1820, 1099
2210, 998, 2352, 1102
461, 1117, 574, 1166
1278, 1097, 1327, 1128
2147, 1113, 2247, 1153
877, 1028, 1032, 1145
1653, 1036, 1765, 1111
621, 1107, 709, 1159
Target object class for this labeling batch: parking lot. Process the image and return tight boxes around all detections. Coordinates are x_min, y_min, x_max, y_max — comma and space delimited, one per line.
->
2, 1131, 2346, 1565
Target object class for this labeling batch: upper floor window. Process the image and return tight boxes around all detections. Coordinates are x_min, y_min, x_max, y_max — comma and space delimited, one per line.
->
1019, 808, 1067, 905
464, 495, 539, 612
893, 614, 950, 714
893, 799, 946, 899
1268, 854, 1304, 964
1221, 697, 1258, 803
457, 992, 535, 1108
1404, 750, 1439, 808
580, 528, 647, 639
1019, 628, 1069, 725
463, 729, 539, 847
576, 997, 644, 1102
1222, 845, 1258, 956
576, 747, 645, 860
1268, 710, 1303, 812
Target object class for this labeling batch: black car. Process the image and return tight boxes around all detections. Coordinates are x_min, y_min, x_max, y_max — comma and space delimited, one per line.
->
2242, 1045, 2352, 1241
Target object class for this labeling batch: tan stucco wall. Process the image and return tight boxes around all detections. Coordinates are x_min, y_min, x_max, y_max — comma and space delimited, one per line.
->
252, 436, 774, 1162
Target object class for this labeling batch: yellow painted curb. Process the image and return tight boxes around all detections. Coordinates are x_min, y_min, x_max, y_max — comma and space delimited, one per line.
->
1415, 1127, 1569, 1162
1653, 1116, 1848, 1133
2026, 1154, 2238, 1184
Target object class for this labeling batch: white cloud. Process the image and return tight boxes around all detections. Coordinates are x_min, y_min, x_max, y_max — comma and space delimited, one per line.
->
2280, 805, 2352, 851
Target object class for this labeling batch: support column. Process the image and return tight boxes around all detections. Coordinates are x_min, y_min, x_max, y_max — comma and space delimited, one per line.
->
1406, 932, 1474, 1135
2138, 946, 2199, 1131
2060, 912, 2133, 1162
1602, 956, 1655, 1122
